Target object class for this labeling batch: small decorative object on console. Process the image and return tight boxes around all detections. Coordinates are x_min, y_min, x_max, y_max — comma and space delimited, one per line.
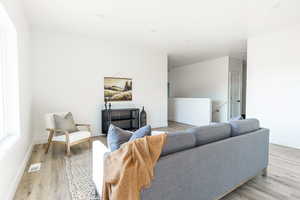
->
140, 106, 147, 127
104, 97, 108, 110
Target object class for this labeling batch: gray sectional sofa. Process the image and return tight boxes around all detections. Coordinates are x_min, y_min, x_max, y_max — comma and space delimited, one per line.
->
93, 119, 269, 200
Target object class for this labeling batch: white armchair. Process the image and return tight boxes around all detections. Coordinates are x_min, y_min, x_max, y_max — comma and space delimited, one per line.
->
45, 112, 92, 156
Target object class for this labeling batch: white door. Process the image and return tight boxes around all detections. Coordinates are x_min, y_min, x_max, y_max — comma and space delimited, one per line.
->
229, 71, 242, 119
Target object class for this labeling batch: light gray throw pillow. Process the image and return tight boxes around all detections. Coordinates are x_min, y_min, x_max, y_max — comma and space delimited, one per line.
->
129, 125, 151, 141
53, 112, 79, 133
107, 125, 132, 152
107, 124, 151, 152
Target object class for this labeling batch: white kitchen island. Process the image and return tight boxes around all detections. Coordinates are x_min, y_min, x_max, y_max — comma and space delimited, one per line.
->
168, 98, 212, 126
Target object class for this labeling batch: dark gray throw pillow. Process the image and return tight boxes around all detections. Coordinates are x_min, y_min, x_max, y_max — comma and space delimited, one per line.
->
107, 124, 152, 152
53, 112, 79, 133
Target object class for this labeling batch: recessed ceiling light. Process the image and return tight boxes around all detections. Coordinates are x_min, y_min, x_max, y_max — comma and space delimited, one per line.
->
148, 23, 157, 33
95, 14, 105, 19
272, 1, 281, 8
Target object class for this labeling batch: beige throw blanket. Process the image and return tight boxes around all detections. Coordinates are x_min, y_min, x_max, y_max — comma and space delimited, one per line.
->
102, 134, 167, 200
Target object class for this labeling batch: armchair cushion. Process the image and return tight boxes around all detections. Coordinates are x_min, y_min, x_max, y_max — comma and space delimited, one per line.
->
52, 131, 91, 143
45, 112, 69, 129
53, 112, 79, 133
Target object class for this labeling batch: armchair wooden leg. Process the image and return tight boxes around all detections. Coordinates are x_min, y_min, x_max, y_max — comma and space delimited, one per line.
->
262, 168, 268, 177
45, 141, 52, 154
45, 130, 54, 154
89, 137, 92, 148
64, 131, 71, 156
66, 143, 71, 157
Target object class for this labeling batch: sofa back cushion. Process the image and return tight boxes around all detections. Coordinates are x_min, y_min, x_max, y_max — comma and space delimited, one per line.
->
161, 131, 196, 156
229, 119, 260, 136
187, 123, 231, 146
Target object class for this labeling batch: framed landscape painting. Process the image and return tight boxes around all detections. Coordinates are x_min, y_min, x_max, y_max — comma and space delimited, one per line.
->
104, 77, 132, 101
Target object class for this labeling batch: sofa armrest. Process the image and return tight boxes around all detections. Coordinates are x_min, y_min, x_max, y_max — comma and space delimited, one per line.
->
92, 141, 109, 195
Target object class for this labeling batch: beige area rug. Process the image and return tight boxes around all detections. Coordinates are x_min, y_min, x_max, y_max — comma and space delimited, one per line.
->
65, 149, 101, 200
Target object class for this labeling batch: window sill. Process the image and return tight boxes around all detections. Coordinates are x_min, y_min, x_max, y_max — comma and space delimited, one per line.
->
0, 135, 20, 160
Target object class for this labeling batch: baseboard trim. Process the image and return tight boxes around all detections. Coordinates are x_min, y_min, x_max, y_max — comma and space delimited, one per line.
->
34, 139, 47, 145
6, 143, 34, 200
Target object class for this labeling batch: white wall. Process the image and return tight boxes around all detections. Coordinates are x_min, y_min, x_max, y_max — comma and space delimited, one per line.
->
168, 98, 212, 126
169, 57, 229, 122
247, 24, 300, 149
31, 31, 168, 143
0, 0, 33, 199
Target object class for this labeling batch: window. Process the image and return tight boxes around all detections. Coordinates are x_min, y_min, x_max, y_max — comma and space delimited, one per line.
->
0, 4, 20, 141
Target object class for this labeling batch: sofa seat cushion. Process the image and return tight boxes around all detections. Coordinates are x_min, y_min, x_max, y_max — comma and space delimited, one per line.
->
187, 123, 231, 146
161, 131, 196, 156
52, 131, 91, 143
229, 119, 260, 136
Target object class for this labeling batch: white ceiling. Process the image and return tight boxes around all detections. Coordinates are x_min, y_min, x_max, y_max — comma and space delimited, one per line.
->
23, 0, 300, 67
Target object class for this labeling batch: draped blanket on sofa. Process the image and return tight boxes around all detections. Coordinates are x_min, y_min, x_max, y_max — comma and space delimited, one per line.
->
102, 134, 167, 200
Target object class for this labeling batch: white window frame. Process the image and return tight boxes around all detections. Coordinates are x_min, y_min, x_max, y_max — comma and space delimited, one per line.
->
0, 4, 20, 142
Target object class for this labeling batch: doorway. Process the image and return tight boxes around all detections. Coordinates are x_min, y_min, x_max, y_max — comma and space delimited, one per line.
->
228, 71, 242, 119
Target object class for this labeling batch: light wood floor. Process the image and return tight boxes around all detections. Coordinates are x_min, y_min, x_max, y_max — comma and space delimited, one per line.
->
14, 122, 300, 200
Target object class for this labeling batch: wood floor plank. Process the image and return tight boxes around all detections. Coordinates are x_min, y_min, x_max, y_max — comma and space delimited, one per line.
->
13, 122, 300, 200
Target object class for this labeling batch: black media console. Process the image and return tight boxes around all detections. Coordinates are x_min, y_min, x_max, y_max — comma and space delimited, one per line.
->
101, 108, 140, 135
